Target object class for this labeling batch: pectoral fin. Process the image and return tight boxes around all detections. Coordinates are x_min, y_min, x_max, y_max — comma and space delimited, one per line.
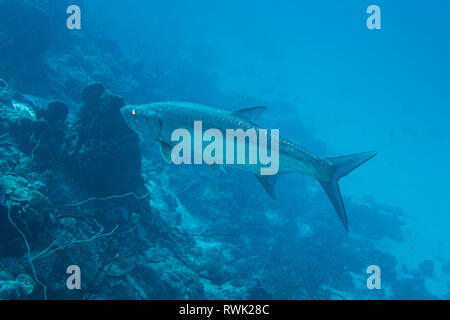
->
255, 174, 278, 199
159, 141, 172, 164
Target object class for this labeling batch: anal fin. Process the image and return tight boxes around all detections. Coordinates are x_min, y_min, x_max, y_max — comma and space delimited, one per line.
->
255, 174, 278, 199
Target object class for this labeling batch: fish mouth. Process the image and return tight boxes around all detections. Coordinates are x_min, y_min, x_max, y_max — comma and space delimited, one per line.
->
120, 106, 130, 119
120, 106, 134, 122
120, 106, 136, 131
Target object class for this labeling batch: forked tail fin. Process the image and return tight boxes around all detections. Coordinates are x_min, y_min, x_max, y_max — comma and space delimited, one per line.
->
318, 151, 377, 231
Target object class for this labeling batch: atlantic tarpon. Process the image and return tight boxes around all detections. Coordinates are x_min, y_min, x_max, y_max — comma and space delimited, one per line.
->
120, 101, 376, 231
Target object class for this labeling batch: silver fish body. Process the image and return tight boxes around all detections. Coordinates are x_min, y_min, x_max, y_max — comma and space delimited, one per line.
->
121, 101, 377, 231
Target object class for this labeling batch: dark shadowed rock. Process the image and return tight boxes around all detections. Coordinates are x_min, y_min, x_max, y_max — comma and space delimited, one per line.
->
63, 83, 144, 197
81, 82, 105, 106
45, 101, 69, 123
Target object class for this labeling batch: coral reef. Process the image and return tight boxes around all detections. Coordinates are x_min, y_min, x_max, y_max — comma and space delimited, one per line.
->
0, 78, 212, 299
0, 273, 34, 299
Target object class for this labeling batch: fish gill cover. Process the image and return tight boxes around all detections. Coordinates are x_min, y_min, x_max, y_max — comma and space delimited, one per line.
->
0, 0, 449, 300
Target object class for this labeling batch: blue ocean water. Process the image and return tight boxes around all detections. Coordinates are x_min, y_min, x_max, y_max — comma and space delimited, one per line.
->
0, 0, 449, 299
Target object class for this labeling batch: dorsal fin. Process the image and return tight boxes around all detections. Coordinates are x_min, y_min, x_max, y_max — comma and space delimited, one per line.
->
232, 106, 267, 122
